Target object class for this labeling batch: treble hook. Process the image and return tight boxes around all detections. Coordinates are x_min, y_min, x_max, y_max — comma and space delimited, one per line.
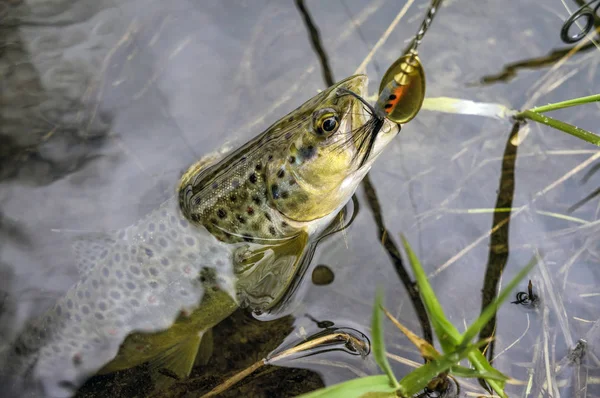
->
560, 0, 600, 43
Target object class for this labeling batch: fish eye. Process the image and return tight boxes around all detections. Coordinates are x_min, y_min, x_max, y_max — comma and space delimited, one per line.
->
313, 109, 340, 137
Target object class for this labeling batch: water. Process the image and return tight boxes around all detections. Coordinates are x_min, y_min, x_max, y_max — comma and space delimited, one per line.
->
2, 0, 600, 396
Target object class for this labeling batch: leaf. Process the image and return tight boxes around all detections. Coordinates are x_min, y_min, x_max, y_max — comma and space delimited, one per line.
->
400, 235, 509, 397
294, 375, 397, 398
450, 365, 509, 381
371, 290, 400, 388
399, 234, 461, 352
398, 338, 492, 397
381, 306, 440, 361
459, 256, 537, 347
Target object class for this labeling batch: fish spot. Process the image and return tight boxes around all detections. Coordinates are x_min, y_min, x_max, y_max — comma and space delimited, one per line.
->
145, 248, 154, 257
212, 182, 219, 189
210, 218, 218, 225
130, 299, 140, 307
102, 267, 110, 277
289, 156, 296, 163
180, 219, 189, 228
248, 173, 257, 184
170, 215, 177, 224
230, 194, 237, 202
255, 163, 262, 171
130, 265, 141, 275
264, 212, 272, 222
159, 238, 168, 248
55, 305, 62, 316
277, 169, 285, 178
126, 282, 136, 290
281, 221, 288, 228
271, 184, 280, 199
252, 195, 261, 205
77, 291, 84, 299
160, 257, 170, 267
232, 179, 240, 188
299, 145, 316, 160
159, 223, 166, 232
95, 313, 104, 320
388, 94, 397, 100
268, 155, 274, 161
185, 237, 195, 246
281, 191, 289, 199
98, 302, 107, 311
91, 280, 99, 289
384, 103, 393, 109
247, 207, 255, 215
285, 132, 292, 140
114, 253, 121, 263
236, 214, 246, 224
217, 208, 227, 218
243, 236, 253, 242
81, 306, 90, 315
116, 270, 124, 278
67, 299, 73, 309
289, 179, 296, 186
269, 226, 277, 235
110, 291, 121, 300
148, 281, 159, 289
72, 354, 82, 366
149, 267, 159, 276
149, 223, 156, 232
191, 213, 201, 222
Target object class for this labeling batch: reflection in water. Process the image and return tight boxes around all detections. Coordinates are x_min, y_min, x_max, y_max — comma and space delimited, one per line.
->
478, 122, 520, 365
478, 0, 600, 84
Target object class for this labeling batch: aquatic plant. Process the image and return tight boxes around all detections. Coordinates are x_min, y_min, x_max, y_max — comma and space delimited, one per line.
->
296, 236, 537, 398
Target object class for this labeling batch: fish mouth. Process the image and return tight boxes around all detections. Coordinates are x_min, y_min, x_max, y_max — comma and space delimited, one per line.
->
335, 85, 388, 168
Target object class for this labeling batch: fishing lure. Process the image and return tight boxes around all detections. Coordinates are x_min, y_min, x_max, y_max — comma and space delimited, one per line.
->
560, 0, 600, 43
374, 0, 443, 124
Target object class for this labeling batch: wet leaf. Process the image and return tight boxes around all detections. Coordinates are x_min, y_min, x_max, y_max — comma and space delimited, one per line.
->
450, 365, 509, 381
372, 290, 400, 388
294, 375, 397, 398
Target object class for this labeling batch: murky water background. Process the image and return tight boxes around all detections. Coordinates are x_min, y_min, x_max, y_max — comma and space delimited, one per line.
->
2, 0, 600, 396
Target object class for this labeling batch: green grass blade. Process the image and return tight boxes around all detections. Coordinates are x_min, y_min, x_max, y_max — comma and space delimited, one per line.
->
450, 365, 509, 381
459, 256, 538, 347
399, 234, 461, 352
400, 234, 508, 396
518, 110, 600, 146
398, 338, 492, 397
526, 94, 600, 114
372, 290, 399, 389
294, 375, 397, 398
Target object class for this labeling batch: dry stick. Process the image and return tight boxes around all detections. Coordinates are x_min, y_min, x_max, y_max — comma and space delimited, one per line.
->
199, 332, 368, 398
430, 151, 600, 278
295, 0, 434, 346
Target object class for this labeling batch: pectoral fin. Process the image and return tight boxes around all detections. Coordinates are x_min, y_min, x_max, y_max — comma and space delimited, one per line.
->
149, 331, 204, 388
234, 230, 309, 312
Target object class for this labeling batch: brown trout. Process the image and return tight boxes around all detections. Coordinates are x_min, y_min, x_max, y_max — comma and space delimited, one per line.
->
0, 74, 399, 397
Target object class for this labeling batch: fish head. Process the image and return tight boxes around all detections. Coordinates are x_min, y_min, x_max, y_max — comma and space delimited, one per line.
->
267, 74, 399, 222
